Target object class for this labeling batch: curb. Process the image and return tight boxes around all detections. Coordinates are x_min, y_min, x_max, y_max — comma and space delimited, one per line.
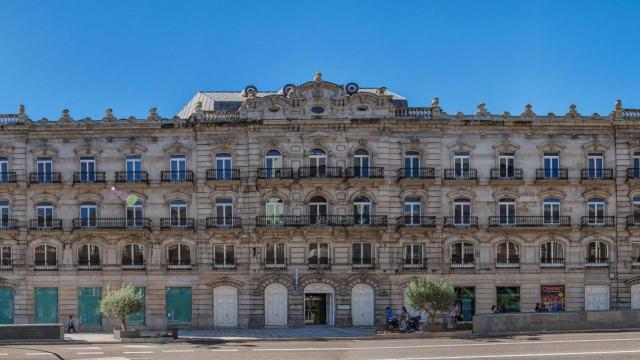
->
185, 331, 473, 343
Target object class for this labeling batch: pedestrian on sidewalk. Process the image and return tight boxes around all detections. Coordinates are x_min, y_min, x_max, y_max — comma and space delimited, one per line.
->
66, 314, 77, 333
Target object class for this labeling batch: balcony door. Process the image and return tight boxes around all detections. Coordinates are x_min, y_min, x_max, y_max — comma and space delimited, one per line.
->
353, 149, 370, 177
453, 152, 470, 179
498, 154, 515, 179
37, 202, 54, 228
587, 198, 605, 225
403, 197, 421, 226
543, 198, 561, 225
37, 157, 53, 183
453, 198, 471, 225
587, 153, 604, 179
170, 155, 186, 181
353, 196, 371, 225
126, 155, 142, 181
80, 202, 97, 227
309, 149, 327, 176
498, 198, 516, 225
216, 153, 232, 180
543, 153, 560, 178
0, 201, 9, 229
215, 198, 233, 226
79, 157, 96, 182
404, 151, 420, 178
0, 157, 9, 183
309, 196, 328, 225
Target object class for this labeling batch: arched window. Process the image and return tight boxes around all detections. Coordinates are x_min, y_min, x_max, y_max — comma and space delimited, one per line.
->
78, 244, 101, 269
265, 197, 284, 226
169, 200, 188, 227
79, 201, 97, 227
0, 245, 11, 269
353, 149, 370, 177
496, 242, 520, 267
215, 153, 233, 180
453, 198, 471, 226
126, 200, 144, 228
543, 198, 561, 225
540, 241, 564, 267
0, 200, 10, 229
498, 198, 516, 226
214, 198, 234, 227
403, 196, 422, 226
36, 201, 54, 229
309, 196, 328, 225
309, 149, 327, 168
353, 196, 372, 225
34, 244, 57, 269
587, 198, 606, 225
122, 244, 144, 269
450, 242, 474, 268
403, 151, 421, 178
586, 241, 609, 266
265, 150, 282, 174
167, 244, 191, 268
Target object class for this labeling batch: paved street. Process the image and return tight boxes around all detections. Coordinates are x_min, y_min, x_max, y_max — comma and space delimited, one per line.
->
2, 331, 640, 359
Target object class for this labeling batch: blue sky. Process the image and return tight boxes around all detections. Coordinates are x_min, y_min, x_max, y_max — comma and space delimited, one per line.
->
0, 0, 639, 119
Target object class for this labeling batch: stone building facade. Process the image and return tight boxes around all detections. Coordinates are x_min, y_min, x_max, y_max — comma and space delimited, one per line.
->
0, 74, 640, 329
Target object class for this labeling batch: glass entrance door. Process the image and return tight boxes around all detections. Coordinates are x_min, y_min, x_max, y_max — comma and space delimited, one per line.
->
304, 294, 327, 325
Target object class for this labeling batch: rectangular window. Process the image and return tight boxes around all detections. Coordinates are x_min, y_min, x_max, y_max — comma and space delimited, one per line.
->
214, 245, 235, 266
265, 243, 286, 265
587, 153, 604, 179
498, 154, 515, 179
453, 152, 470, 179
0, 246, 11, 267
543, 201, 561, 225
79, 156, 96, 183
37, 157, 53, 183
496, 287, 520, 313
0, 157, 9, 183
543, 153, 560, 179
403, 244, 423, 265
166, 287, 192, 324
404, 155, 420, 178
352, 243, 372, 265
170, 155, 186, 181
126, 155, 142, 181
0, 202, 9, 228
540, 285, 566, 312
309, 243, 329, 266
80, 204, 97, 227
216, 155, 233, 180
454, 201, 471, 225
78, 287, 102, 325
37, 204, 54, 228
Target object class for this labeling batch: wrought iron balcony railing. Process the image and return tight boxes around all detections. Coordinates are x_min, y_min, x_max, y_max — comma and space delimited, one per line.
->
344, 167, 384, 178
535, 168, 569, 180
256, 215, 305, 227
160, 170, 194, 183
72, 172, 106, 184
160, 218, 195, 230
443, 216, 479, 228
397, 167, 436, 180
627, 215, 640, 227
496, 260, 520, 269
29, 219, 63, 230
206, 217, 242, 229
73, 218, 151, 230
489, 216, 571, 228
402, 258, 427, 270
585, 257, 609, 268
206, 168, 240, 181
330, 215, 388, 227
167, 260, 192, 270
352, 258, 375, 270
580, 169, 614, 181
121, 264, 146, 270
490, 168, 523, 180
34, 264, 58, 271
540, 258, 565, 268
308, 261, 331, 271
115, 171, 149, 184
580, 216, 615, 228
263, 261, 288, 270
0, 219, 21, 230
443, 169, 477, 181
256, 168, 294, 179
627, 168, 640, 181
298, 166, 343, 178
29, 172, 62, 184
450, 260, 475, 269
0, 172, 17, 184
213, 260, 237, 270
397, 215, 437, 228
77, 263, 102, 271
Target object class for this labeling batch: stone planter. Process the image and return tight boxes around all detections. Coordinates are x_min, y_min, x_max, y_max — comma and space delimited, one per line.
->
113, 329, 140, 339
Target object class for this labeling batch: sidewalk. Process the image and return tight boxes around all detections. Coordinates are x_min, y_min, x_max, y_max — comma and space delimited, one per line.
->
180, 326, 375, 341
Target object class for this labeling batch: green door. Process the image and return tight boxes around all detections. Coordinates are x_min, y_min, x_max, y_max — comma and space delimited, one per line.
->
34, 287, 58, 324
166, 287, 192, 324
0, 287, 14, 324
78, 288, 101, 325
126, 287, 145, 326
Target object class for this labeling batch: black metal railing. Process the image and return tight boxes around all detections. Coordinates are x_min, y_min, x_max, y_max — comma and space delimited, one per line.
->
160, 218, 195, 229
34, 263, 58, 271
298, 166, 343, 178
0, 172, 17, 184
627, 168, 640, 181
352, 258, 375, 270
627, 215, 640, 227
402, 258, 427, 270
308, 261, 331, 270
489, 216, 571, 228
580, 216, 615, 227
443, 169, 477, 181
330, 215, 388, 227
255, 215, 305, 227
73, 218, 151, 229
397, 216, 438, 228
495, 260, 521, 269
77, 262, 102, 271
580, 169, 614, 180
206, 168, 240, 181
167, 259, 192, 270
535, 168, 568, 180
443, 216, 479, 228
0, 219, 21, 230
213, 260, 237, 270
256, 168, 294, 179
540, 258, 565, 268
450, 260, 475, 269
263, 260, 288, 270
206, 217, 242, 229
344, 167, 384, 178
29, 172, 61, 184
585, 257, 609, 267
115, 171, 149, 184
160, 170, 194, 183
29, 219, 63, 230
398, 167, 436, 180
72, 172, 106, 184
490, 168, 523, 180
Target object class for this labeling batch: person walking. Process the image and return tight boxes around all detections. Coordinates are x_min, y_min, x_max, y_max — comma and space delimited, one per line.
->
66, 314, 77, 333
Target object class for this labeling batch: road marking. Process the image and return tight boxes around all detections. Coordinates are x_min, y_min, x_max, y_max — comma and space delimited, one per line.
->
122, 345, 156, 348
64, 346, 102, 350
25, 354, 52, 356
211, 349, 239, 352
77, 352, 105, 355
0, 354, 7, 356
374, 349, 640, 360
123, 351, 154, 354
253, 336, 640, 352
162, 349, 196, 352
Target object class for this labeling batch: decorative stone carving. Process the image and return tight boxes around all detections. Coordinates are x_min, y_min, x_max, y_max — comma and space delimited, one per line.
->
522, 104, 535, 118
146, 107, 160, 121
376, 87, 387, 95
566, 104, 580, 118
431, 97, 440, 107
59, 109, 73, 123
615, 99, 622, 110
18, 104, 25, 114
313, 72, 322, 82
103, 108, 116, 122
476, 102, 489, 117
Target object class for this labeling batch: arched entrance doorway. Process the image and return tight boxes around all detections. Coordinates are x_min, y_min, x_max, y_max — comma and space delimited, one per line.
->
632, 284, 640, 309
214, 286, 237, 327
351, 283, 374, 326
304, 283, 334, 325
265, 283, 288, 326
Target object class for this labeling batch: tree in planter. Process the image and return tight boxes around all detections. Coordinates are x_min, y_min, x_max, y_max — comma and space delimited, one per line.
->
406, 277, 457, 325
99, 283, 144, 331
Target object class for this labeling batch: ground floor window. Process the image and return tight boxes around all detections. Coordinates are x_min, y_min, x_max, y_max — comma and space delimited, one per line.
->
166, 287, 192, 324
34, 287, 58, 324
0, 287, 13, 324
496, 287, 520, 313
78, 287, 102, 325
540, 285, 565, 312
454, 287, 475, 321
126, 287, 145, 326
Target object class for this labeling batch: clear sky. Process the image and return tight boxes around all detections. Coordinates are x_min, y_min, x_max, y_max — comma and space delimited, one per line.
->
1, 0, 639, 119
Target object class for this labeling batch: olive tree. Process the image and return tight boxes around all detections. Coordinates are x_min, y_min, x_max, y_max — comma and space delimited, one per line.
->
99, 283, 144, 331
406, 277, 457, 325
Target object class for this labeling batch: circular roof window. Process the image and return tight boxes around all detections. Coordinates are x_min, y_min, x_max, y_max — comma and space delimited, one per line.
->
310, 106, 325, 114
